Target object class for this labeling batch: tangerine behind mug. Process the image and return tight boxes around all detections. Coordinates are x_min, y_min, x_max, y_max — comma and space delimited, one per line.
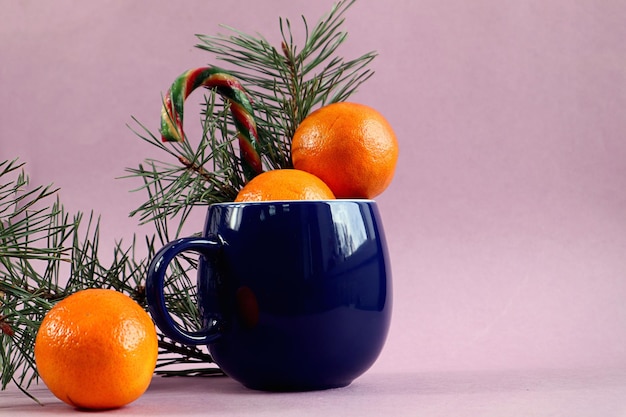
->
146, 199, 392, 391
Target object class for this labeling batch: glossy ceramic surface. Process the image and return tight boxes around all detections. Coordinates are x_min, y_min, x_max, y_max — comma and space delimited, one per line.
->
146, 200, 392, 391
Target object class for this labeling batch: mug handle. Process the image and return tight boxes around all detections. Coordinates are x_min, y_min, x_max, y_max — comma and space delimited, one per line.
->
146, 237, 223, 345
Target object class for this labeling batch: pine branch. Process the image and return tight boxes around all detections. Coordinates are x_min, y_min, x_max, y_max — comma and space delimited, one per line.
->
196, 0, 376, 145
126, 0, 376, 222
126, 93, 243, 225
0, 160, 218, 399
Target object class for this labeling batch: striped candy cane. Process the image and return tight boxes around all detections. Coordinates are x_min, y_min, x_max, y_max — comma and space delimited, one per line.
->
160, 67, 263, 179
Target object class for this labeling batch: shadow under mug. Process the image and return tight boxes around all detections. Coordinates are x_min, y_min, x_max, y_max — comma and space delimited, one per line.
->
146, 199, 392, 391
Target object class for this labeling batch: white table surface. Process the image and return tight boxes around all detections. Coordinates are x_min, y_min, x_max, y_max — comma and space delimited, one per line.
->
2, 367, 626, 416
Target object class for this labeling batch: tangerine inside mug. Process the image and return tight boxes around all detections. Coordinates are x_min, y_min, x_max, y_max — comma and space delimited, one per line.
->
146, 199, 392, 391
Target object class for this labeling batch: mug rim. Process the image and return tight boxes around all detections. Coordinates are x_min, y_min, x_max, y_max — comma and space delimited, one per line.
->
210, 199, 376, 206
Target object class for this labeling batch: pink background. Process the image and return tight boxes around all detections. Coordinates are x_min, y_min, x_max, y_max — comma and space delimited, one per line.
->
2, 0, 626, 377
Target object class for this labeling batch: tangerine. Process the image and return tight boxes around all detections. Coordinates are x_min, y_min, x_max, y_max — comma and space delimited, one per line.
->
34, 289, 158, 410
291, 102, 399, 199
235, 169, 335, 202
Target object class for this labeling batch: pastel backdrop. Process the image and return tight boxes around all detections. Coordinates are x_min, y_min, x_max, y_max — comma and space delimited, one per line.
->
2, 0, 625, 375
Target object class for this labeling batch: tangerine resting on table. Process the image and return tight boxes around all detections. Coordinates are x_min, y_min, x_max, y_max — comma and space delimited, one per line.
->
291, 102, 399, 199
235, 169, 335, 202
34, 288, 158, 410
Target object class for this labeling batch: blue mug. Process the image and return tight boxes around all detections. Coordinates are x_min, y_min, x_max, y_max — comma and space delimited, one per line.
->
146, 199, 392, 391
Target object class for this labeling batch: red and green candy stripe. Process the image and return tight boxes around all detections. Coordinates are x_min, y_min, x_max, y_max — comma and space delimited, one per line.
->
160, 67, 263, 179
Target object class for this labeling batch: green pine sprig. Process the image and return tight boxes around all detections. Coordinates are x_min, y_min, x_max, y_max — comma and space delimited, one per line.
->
127, 0, 376, 222
0, 160, 220, 401
197, 0, 376, 143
